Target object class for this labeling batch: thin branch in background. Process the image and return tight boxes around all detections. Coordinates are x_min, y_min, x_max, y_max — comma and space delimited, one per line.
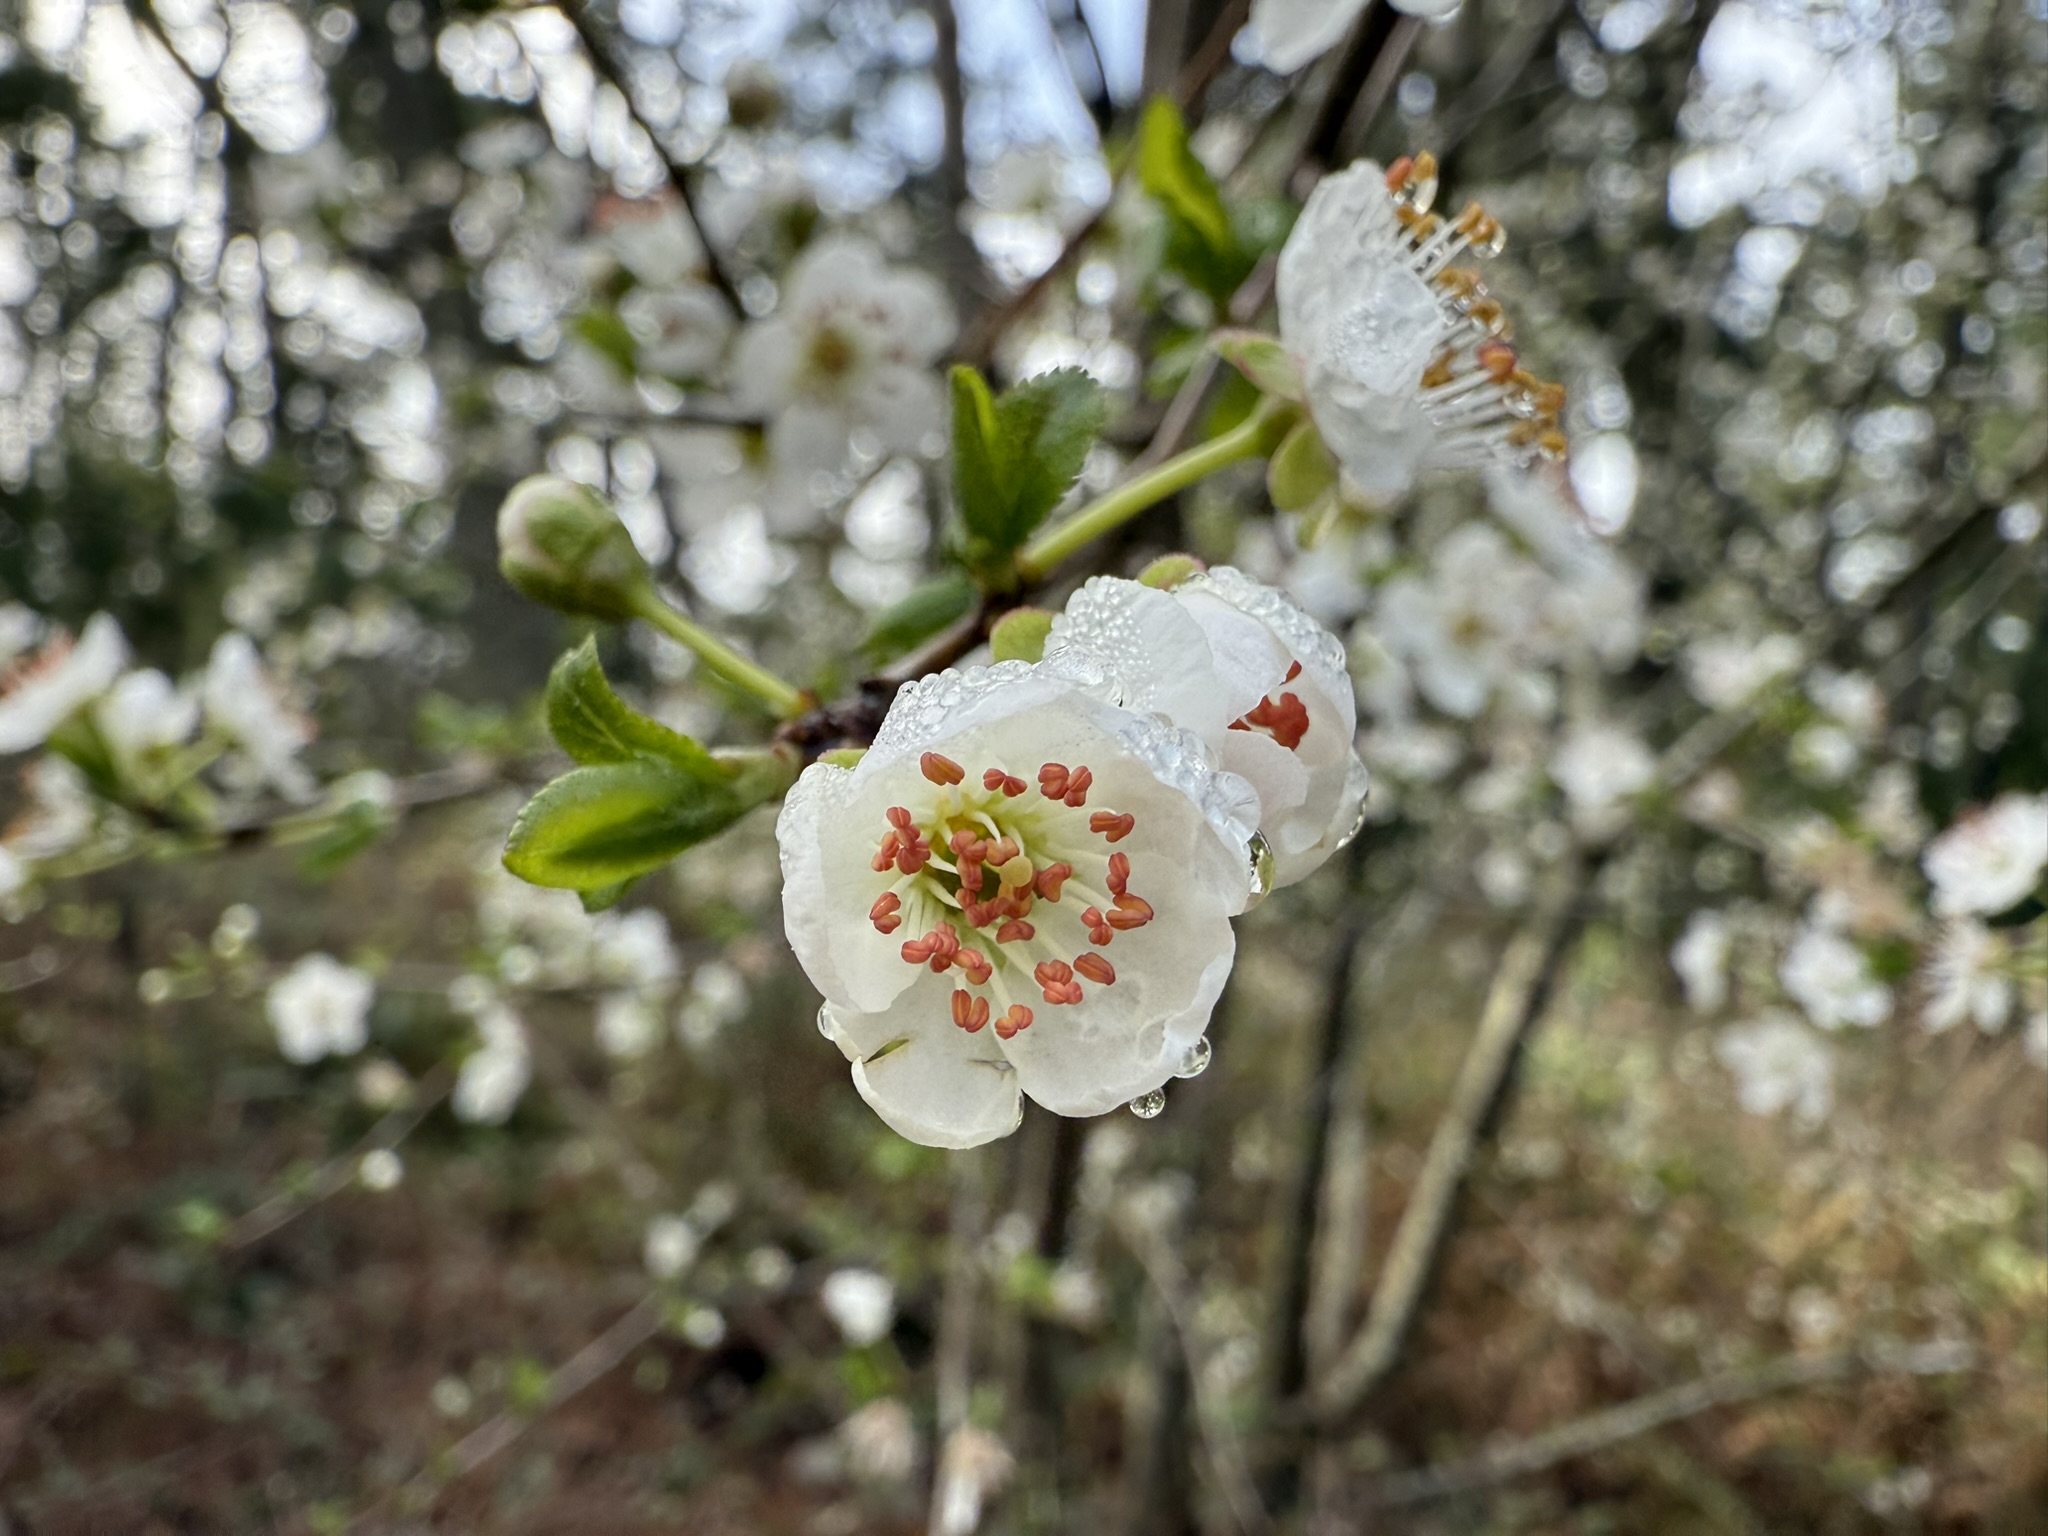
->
928, 1150, 989, 1522
1356, 1341, 1976, 1510
563, 0, 746, 314
226, 1064, 455, 1250
1307, 859, 1588, 1425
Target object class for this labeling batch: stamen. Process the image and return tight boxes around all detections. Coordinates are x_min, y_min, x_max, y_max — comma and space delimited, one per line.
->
1080, 906, 1114, 946
994, 1004, 1034, 1039
1106, 852, 1130, 896
996, 918, 1035, 944
1231, 691, 1310, 750
1090, 811, 1135, 843
1061, 767, 1093, 808
1035, 863, 1072, 902
951, 989, 990, 1032
957, 948, 992, 986
886, 806, 914, 829
1107, 894, 1155, 931
921, 752, 965, 786
1074, 954, 1116, 986
1033, 961, 1084, 1006
982, 768, 1027, 797
869, 892, 903, 935
1038, 762, 1070, 800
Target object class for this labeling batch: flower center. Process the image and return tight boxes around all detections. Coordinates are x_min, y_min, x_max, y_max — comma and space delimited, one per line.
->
806, 324, 858, 382
865, 752, 1155, 1041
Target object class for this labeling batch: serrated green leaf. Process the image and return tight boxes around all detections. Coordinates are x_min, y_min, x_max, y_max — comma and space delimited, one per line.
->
988, 607, 1054, 664
1212, 329, 1306, 402
951, 366, 1107, 575
1268, 419, 1340, 512
1137, 97, 1249, 304
862, 571, 978, 663
546, 637, 712, 771
504, 758, 750, 890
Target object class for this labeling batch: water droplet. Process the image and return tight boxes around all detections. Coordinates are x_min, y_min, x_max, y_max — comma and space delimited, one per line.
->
1128, 1088, 1166, 1120
1174, 1038, 1212, 1079
815, 1001, 835, 1040
1244, 832, 1275, 907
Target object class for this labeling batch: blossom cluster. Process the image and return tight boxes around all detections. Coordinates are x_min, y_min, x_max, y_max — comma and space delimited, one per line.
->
779, 569, 1367, 1148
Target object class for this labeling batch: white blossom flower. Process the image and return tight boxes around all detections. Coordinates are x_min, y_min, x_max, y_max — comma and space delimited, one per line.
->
266, 953, 375, 1065
1373, 523, 1549, 719
1780, 916, 1890, 1030
202, 631, 316, 801
820, 1266, 895, 1347
94, 668, 200, 776
778, 659, 1259, 1148
1922, 793, 2048, 918
1921, 920, 2014, 1035
733, 234, 954, 471
643, 1213, 702, 1280
1550, 721, 1656, 823
1672, 909, 1732, 1014
3, 757, 98, 861
1682, 632, 1803, 710
1049, 568, 1368, 888
453, 1003, 532, 1124
619, 283, 734, 380
1276, 156, 1563, 501
595, 992, 663, 1059
1247, 0, 1461, 74
934, 1426, 1015, 1536
0, 613, 129, 754
590, 906, 680, 992
0, 845, 28, 903
1716, 1013, 1833, 1124
838, 1397, 918, 1484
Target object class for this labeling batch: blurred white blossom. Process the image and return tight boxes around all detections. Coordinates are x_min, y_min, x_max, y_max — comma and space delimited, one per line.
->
820, 1266, 895, 1346
1716, 1013, 1833, 1124
1922, 793, 2048, 918
266, 953, 375, 1065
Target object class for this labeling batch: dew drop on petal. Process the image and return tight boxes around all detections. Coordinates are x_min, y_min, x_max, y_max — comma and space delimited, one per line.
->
1128, 1088, 1167, 1120
816, 1001, 834, 1040
1245, 832, 1275, 907
1174, 1037, 1212, 1079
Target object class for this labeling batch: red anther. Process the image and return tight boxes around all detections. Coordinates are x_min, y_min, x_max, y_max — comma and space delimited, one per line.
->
1080, 907, 1113, 946
983, 768, 1028, 796
869, 892, 902, 934
984, 836, 1019, 866
964, 899, 997, 928
959, 859, 985, 896
957, 948, 992, 985
994, 1004, 1034, 1039
1231, 691, 1311, 751
1090, 811, 1135, 843
886, 805, 914, 830
1106, 852, 1131, 895
901, 933, 936, 964
1106, 894, 1155, 931
1477, 337, 1518, 383
894, 832, 931, 875
921, 752, 965, 786
1034, 960, 1083, 1005
1285, 660, 1302, 682
872, 834, 900, 873
1074, 954, 1116, 986
996, 919, 1035, 944
1062, 766, 1093, 807
1038, 762, 1070, 799
1385, 155, 1414, 192
1034, 862, 1072, 901
951, 990, 990, 1033
950, 828, 981, 855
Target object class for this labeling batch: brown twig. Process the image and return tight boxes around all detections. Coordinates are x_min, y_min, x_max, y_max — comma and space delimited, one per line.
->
563, 0, 745, 313
1305, 859, 1588, 1426
1356, 1340, 1975, 1509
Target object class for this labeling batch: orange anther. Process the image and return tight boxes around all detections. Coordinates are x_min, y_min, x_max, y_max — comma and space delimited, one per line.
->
957, 948, 992, 986
1034, 960, 1083, 1006
894, 832, 930, 875
1090, 811, 1135, 843
1106, 852, 1130, 895
921, 752, 965, 785
1080, 906, 1113, 947
1107, 894, 1155, 931
1035, 862, 1072, 902
1385, 155, 1413, 192
1231, 690, 1310, 751
983, 768, 1027, 797
886, 806, 914, 829
1477, 338, 1518, 383
951, 990, 990, 1033
1038, 762, 1070, 799
996, 919, 1035, 944
994, 1004, 1034, 1039
869, 892, 902, 934
1062, 766, 1093, 807
1074, 954, 1115, 986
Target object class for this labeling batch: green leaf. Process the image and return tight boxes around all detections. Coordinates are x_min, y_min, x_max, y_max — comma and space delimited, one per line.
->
545, 637, 710, 771
1137, 97, 1248, 304
1268, 420, 1340, 512
988, 607, 1054, 664
862, 571, 978, 663
1212, 330, 1305, 402
503, 750, 790, 892
951, 366, 1108, 577
573, 308, 639, 380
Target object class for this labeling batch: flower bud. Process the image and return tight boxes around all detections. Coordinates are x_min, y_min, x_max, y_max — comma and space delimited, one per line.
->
496, 476, 651, 622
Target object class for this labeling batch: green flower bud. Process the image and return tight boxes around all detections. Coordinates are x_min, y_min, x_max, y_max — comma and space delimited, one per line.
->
496, 475, 651, 622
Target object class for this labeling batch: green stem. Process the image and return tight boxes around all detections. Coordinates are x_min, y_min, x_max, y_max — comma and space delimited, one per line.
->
1017, 403, 1295, 582
629, 589, 808, 719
